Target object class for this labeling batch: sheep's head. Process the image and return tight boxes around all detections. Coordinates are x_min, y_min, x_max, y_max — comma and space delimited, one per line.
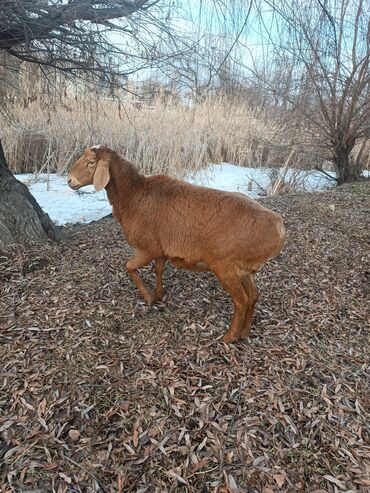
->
68, 146, 110, 192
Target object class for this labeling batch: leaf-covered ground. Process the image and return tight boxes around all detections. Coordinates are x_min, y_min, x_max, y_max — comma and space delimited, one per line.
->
0, 182, 369, 493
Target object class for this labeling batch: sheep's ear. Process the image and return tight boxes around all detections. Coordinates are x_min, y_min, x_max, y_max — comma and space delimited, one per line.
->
93, 159, 110, 191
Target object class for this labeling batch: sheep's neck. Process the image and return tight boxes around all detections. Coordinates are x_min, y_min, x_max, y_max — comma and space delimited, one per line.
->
105, 161, 143, 220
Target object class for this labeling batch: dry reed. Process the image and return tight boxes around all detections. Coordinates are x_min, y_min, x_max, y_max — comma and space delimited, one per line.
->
1, 92, 293, 175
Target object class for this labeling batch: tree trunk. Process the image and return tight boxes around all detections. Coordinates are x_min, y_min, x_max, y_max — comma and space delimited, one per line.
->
333, 144, 362, 185
0, 139, 60, 247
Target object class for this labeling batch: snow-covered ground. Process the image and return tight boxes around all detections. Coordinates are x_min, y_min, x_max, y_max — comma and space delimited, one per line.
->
18, 174, 112, 225
186, 164, 334, 194
16, 164, 337, 226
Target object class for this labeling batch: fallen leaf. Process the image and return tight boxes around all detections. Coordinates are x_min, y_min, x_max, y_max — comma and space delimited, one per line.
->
273, 473, 286, 488
323, 475, 346, 489
68, 429, 80, 441
59, 472, 72, 484
167, 470, 187, 484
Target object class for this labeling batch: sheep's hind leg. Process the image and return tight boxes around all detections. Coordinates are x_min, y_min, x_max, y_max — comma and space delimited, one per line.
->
154, 257, 166, 301
240, 274, 258, 338
215, 270, 249, 343
126, 249, 155, 304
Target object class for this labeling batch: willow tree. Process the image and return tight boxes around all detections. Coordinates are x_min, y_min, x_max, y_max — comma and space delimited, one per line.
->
251, 0, 370, 184
0, 0, 170, 246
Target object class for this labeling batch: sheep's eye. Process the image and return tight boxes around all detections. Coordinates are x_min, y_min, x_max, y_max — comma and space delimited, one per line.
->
87, 161, 95, 167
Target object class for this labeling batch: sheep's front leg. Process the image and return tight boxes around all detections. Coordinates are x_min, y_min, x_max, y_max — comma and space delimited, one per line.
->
126, 249, 155, 304
154, 257, 166, 301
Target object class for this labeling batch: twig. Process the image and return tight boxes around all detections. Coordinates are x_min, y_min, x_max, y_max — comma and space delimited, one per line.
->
61, 453, 108, 492
314, 166, 338, 182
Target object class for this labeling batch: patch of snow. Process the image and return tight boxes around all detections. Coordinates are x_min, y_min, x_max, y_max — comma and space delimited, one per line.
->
186, 163, 334, 196
17, 174, 112, 226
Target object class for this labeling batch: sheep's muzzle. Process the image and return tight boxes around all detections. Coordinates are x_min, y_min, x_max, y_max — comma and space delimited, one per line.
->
67, 176, 82, 190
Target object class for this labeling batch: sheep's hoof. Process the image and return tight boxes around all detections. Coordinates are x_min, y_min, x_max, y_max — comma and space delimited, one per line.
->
144, 294, 155, 305
222, 332, 248, 344
222, 333, 240, 344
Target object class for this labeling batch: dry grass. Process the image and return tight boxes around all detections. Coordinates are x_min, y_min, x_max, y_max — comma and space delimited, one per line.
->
2, 92, 294, 176
0, 182, 369, 492
1, 58, 368, 179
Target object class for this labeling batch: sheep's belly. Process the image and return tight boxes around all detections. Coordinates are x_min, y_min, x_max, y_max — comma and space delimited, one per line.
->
170, 257, 209, 272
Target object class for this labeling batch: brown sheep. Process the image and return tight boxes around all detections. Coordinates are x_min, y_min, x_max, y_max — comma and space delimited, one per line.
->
68, 146, 285, 343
